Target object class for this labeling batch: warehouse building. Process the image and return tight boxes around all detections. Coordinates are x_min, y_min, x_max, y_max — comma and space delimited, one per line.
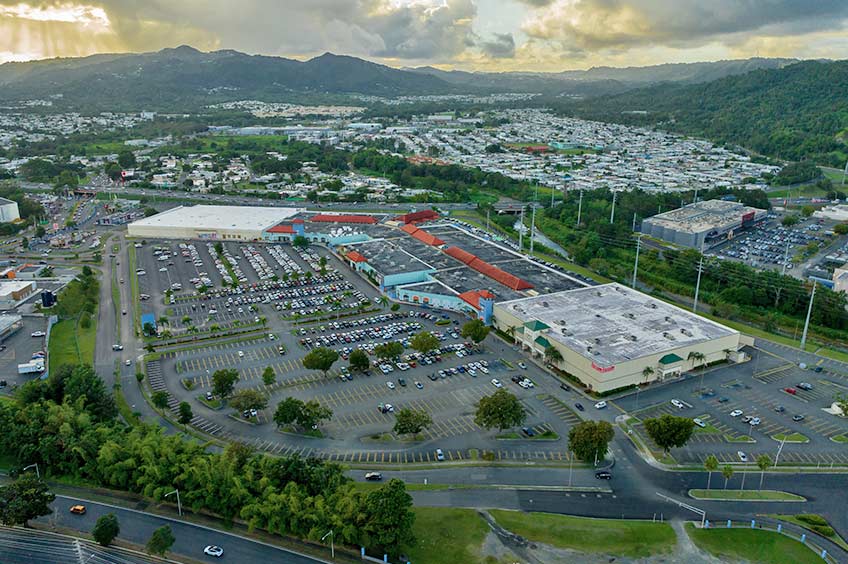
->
494, 283, 741, 393
128, 205, 303, 240
0, 280, 37, 309
0, 198, 20, 223
641, 199, 767, 249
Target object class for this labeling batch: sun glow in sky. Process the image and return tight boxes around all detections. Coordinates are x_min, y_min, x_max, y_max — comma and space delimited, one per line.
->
0, 0, 846, 70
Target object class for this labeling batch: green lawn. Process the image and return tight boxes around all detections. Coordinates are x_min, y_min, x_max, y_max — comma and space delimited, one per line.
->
831, 433, 848, 444
689, 489, 805, 501
767, 514, 848, 551
406, 507, 489, 564
48, 316, 97, 369
771, 432, 809, 443
685, 523, 823, 564
489, 510, 675, 558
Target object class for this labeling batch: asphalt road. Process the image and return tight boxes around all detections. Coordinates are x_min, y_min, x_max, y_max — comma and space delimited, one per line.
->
41, 495, 330, 564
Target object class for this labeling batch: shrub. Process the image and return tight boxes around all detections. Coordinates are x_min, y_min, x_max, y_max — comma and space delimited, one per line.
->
797, 514, 828, 527
811, 525, 835, 537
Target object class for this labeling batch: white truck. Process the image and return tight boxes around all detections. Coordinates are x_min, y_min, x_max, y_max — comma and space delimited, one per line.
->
18, 361, 45, 375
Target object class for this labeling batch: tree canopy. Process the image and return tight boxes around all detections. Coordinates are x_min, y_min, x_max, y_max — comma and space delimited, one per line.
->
643, 414, 695, 453
567, 420, 615, 462
474, 389, 526, 431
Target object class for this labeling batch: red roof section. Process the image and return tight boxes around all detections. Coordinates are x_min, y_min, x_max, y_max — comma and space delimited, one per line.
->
444, 246, 476, 265
395, 209, 439, 224
311, 214, 378, 224
458, 290, 494, 309
411, 229, 445, 247
400, 224, 418, 235
292, 219, 305, 224
267, 224, 295, 234
444, 247, 533, 291
346, 251, 367, 263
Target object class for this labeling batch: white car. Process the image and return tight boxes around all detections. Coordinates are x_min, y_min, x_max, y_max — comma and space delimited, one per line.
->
31, 331, 45, 338
737, 451, 748, 463
522, 379, 535, 388
491, 378, 503, 388
386, 381, 396, 390
730, 409, 743, 417
594, 401, 607, 409
124, 359, 131, 366
670, 399, 685, 409
517, 362, 527, 369
750, 417, 761, 426
693, 418, 706, 428
238, 350, 244, 358
203, 545, 224, 557
518, 380, 531, 389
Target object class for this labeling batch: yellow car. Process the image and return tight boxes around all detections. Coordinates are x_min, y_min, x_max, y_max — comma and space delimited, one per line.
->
69, 505, 86, 515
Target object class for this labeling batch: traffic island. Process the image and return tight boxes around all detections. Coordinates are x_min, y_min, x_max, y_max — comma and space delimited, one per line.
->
688, 489, 806, 502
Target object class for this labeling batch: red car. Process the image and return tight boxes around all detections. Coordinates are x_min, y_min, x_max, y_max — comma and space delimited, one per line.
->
784, 387, 797, 395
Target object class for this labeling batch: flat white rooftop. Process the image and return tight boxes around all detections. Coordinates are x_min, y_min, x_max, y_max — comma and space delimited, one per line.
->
129, 205, 303, 233
0, 281, 34, 295
643, 199, 764, 235
498, 283, 737, 367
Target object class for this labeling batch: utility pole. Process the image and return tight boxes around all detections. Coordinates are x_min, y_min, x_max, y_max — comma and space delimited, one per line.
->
518, 206, 524, 250
632, 212, 637, 232
165, 489, 182, 517
775, 239, 791, 307
486, 209, 490, 232
693, 250, 704, 313
576, 190, 584, 226
610, 191, 618, 224
800, 282, 816, 350
530, 205, 537, 254
693, 187, 699, 204
843, 159, 848, 186
632, 234, 642, 288
321, 530, 335, 559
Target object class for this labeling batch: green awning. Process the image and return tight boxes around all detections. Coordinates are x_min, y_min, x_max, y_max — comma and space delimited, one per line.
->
534, 336, 551, 348
658, 353, 684, 365
524, 320, 550, 331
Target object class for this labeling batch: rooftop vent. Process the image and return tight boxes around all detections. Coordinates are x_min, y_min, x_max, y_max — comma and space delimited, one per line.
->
629, 335, 638, 341
542, 301, 549, 308
665, 316, 672, 322
594, 337, 601, 344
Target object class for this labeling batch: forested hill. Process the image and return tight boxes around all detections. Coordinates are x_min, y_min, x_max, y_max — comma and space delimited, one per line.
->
561, 59, 848, 167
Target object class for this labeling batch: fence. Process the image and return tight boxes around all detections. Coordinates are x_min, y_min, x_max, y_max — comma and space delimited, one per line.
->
697, 517, 845, 563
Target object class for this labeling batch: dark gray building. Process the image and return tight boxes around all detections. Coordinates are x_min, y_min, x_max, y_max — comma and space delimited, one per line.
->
641, 199, 767, 249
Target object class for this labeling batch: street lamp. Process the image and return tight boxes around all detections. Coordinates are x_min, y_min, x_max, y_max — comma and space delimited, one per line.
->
22, 463, 40, 478
321, 530, 334, 559
164, 489, 182, 517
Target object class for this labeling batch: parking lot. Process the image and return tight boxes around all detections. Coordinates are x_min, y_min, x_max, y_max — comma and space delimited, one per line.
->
134, 238, 592, 456
616, 347, 848, 467
711, 216, 831, 271
0, 316, 50, 392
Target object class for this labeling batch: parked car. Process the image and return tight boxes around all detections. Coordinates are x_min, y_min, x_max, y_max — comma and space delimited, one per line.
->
792, 414, 805, 422
737, 451, 748, 463
386, 381, 396, 390
693, 418, 706, 428
521, 427, 535, 437
784, 387, 797, 395
435, 448, 445, 461
517, 362, 527, 369
69, 505, 86, 515
491, 378, 503, 388
730, 409, 743, 417
774, 405, 785, 413
670, 399, 685, 409
796, 382, 813, 391
575, 403, 584, 411
30, 331, 45, 338
594, 401, 607, 410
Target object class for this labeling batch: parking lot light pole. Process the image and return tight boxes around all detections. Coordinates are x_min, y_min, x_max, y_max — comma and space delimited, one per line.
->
800, 282, 816, 351
321, 530, 334, 559
165, 489, 181, 517
23, 463, 40, 478
774, 435, 787, 467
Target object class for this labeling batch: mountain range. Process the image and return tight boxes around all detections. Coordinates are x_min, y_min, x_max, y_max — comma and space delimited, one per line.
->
0, 46, 799, 110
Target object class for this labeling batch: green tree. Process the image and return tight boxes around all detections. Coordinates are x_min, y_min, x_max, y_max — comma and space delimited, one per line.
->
374, 341, 404, 359
363, 479, 416, 557
410, 332, 439, 354
302, 347, 339, 378
117, 150, 137, 169
104, 162, 122, 181
143, 207, 158, 217
782, 214, 799, 227
801, 205, 815, 217
544, 345, 563, 365
0, 474, 55, 527
688, 351, 707, 390
461, 319, 490, 345
146, 525, 175, 556
567, 420, 615, 463
834, 223, 848, 235
721, 464, 734, 489
292, 235, 309, 248
92, 513, 120, 547
393, 408, 432, 435
349, 348, 370, 372
211, 368, 239, 398
378, 295, 389, 309
151, 390, 169, 412
273, 397, 303, 427
262, 366, 276, 386
756, 454, 772, 490
474, 389, 526, 431
229, 389, 268, 413
704, 454, 719, 491
177, 402, 193, 428
296, 400, 332, 429
643, 414, 695, 454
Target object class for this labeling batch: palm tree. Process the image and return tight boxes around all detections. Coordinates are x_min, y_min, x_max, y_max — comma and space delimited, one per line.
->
378, 295, 389, 309
688, 351, 706, 390
721, 464, 734, 490
704, 454, 719, 491
505, 325, 517, 344
544, 346, 563, 366
641, 366, 654, 384
756, 454, 772, 490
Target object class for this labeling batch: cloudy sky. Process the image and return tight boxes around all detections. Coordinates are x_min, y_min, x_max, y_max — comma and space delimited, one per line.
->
1, 0, 848, 70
